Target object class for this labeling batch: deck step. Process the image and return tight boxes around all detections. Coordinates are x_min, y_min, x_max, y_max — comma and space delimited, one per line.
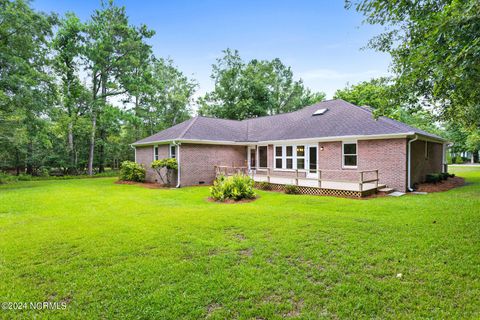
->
378, 187, 395, 194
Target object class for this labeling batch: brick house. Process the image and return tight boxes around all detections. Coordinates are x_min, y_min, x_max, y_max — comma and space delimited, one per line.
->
133, 99, 447, 193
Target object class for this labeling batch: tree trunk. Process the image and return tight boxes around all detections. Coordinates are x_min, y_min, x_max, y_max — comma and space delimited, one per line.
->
88, 112, 96, 176
68, 121, 75, 174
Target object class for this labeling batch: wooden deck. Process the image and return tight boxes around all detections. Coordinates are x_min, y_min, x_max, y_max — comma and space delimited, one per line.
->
214, 166, 384, 197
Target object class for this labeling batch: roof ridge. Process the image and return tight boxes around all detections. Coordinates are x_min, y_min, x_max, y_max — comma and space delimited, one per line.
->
178, 116, 199, 139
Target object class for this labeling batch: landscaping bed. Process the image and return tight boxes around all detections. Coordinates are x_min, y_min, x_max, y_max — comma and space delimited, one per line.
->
416, 176, 465, 193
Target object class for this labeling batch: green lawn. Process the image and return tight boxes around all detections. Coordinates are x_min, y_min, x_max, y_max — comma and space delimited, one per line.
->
0, 167, 479, 319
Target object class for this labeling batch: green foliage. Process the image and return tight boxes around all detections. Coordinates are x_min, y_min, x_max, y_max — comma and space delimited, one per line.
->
210, 174, 256, 201
258, 181, 271, 190
151, 158, 178, 185
198, 49, 325, 120
455, 155, 463, 164
334, 78, 443, 135
0, 1, 195, 177
348, 0, 480, 128
284, 184, 299, 194
426, 173, 444, 184
151, 158, 178, 170
119, 161, 145, 182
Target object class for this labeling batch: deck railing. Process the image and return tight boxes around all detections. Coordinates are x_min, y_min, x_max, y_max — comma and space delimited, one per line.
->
214, 166, 379, 191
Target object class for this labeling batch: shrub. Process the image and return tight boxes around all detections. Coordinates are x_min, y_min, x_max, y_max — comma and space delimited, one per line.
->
440, 172, 449, 180
210, 174, 256, 201
449, 173, 455, 178
120, 161, 146, 182
284, 184, 299, 194
258, 181, 271, 190
151, 158, 178, 186
426, 173, 442, 184
455, 155, 463, 164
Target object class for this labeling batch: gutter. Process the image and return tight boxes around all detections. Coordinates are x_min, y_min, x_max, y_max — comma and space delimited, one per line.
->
407, 135, 418, 192
172, 140, 181, 188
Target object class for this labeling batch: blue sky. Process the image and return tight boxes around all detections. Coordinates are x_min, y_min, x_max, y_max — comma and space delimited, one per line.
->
33, 0, 391, 99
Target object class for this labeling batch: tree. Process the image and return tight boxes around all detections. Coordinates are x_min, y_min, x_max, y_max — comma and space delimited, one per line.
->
0, 0, 57, 174
198, 49, 325, 120
347, 0, 480, 129
334, 78, 442, 135
84, 0, 154, 174
141, 58, 197, 134
52, 12, 90, 173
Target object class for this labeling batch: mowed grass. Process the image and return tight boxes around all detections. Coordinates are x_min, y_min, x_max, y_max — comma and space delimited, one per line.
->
0, 167, 479, 319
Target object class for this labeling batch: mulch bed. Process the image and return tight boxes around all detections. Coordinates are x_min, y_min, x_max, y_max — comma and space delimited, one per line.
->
115, 180, 170, 189
415, 176, 465, 193
206, 196, 258, 204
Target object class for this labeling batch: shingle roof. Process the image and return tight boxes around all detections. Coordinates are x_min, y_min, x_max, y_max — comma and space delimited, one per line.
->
133, 99, 445, 145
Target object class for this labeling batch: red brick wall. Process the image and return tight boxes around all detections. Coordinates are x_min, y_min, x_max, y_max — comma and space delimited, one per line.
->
411, 140, 443, 186
317, 139, 408, 191
135, 145, 175, 184
179, 143, 247, 186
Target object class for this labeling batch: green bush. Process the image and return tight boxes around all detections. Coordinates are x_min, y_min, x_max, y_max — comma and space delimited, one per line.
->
151, 158, 178, 185
426, 173, 442, 184
440, 172, 450, 180
210, 174, 256, 201
258, 181, 271, 190
455, 155, 463, 164
284, 184, 299, 194
120, 161, 146, 182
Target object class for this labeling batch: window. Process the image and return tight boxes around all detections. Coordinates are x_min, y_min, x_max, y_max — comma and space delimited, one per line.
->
343, 142, 357, 168
285, 146, 293, 169
154, 145, 159, 160
258, 146, 268, 168
296, 145, 305, 169
274, 145, 307, 170
170, 144, 176, 158
275, 146, 283, 168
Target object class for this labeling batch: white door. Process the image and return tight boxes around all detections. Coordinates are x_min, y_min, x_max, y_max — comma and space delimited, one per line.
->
306, 145, 318, 179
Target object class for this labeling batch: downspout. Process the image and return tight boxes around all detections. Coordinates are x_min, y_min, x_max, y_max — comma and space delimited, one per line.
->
407, 135, 418, 192
130, 145, 136, 162
173, 141, 181, 188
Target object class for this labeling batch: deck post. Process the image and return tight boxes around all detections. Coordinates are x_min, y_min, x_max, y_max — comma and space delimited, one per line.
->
267, 167, 271, 183
295, 169, 299, 186
359, 171, 363, 192
318, 170, 321, 189
375, 170, 379, 189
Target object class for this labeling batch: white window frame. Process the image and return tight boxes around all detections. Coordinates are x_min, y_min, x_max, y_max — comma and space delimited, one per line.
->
342, 141, 358, 169
273, 144, 308, 171
274, 145, 283, 169
296, 145, 306, 170
169, 144, 176, 158
154, 145, 159, 161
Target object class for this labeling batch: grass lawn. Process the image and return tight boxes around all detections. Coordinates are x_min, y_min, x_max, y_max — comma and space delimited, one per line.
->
0, 167, 479, 319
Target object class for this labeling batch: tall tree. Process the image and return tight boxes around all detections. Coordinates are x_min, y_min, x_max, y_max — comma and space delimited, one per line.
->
84, 0, 154, 174
347, 0, 480, 129
0, 0, 57, 174
52, 12, 89, 173
198, 49, 325, 120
